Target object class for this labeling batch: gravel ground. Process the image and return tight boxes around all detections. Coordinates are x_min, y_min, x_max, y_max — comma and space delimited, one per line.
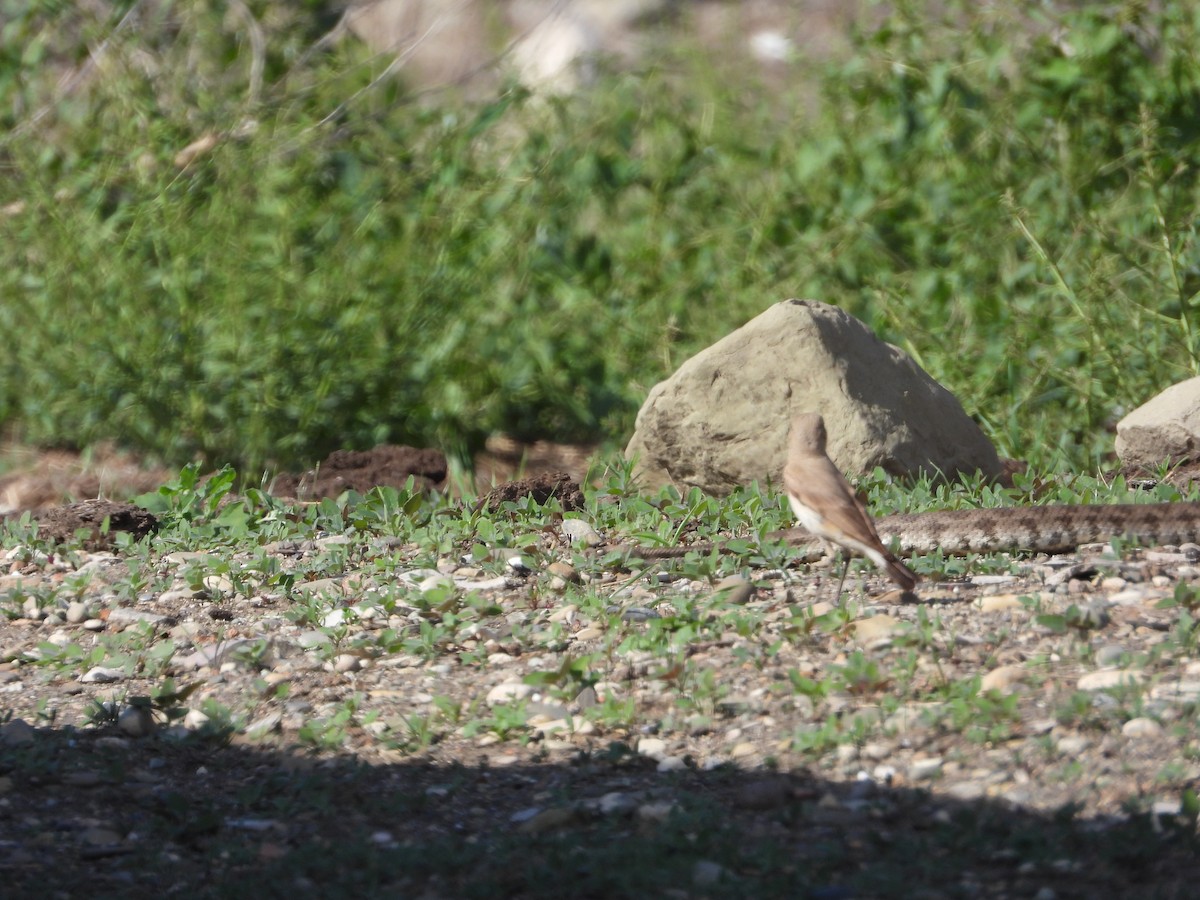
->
3, 502, 1200, 898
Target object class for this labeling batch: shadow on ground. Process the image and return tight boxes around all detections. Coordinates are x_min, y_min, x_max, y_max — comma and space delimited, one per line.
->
2, 721, 1197, 899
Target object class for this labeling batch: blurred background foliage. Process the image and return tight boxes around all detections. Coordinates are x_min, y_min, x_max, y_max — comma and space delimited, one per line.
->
1, 0, 1199, 476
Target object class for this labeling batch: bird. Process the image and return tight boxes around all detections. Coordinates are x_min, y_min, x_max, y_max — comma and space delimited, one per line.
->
782, 413, 918, 592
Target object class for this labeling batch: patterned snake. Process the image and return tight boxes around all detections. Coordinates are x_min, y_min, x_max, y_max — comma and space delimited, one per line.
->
615, 502, 1200, 561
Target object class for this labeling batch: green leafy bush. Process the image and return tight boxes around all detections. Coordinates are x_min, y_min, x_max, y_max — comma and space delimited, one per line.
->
1, 1, 1199, 473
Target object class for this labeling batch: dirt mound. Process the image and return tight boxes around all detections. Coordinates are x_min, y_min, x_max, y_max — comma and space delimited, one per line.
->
32, 499, 159, 550
475, 472, 585, 512
268, 445, 448, 499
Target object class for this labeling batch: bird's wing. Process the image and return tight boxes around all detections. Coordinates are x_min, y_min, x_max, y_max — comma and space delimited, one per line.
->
783, 456, 887, 547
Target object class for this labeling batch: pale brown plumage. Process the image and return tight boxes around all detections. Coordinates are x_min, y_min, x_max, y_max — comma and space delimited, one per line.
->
783, 413, 918, 591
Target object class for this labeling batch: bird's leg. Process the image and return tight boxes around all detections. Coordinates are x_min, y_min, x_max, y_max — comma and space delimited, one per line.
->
830, 551, 851, 606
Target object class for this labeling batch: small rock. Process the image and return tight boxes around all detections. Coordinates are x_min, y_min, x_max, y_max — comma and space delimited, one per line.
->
1077, 669, 1145, 691
517, 806, 575, 834
80, 666, 127, 684
117, 705, 155, 737
1056, 735, 1091, 755
1094, 644, 1128, 666
486, 682, 535, 706
561, 518, 601, 547
637, 737, 668, 760
1122, 717, 1163, 739
108, 608, 173, 626
980, 664, 1025, 693
977, 594, 1026, 613
712, 575, 756, 604
183, 709, 211, 731
909, 757, 943, 781
159, 586, 206, 605
636, 800, 677, 823
692, 860, 727, 887
852, 614, 902, 649
203, 574, 236, 597
246, 711, 283, 738
65, 601, 91, 624
546, 561, 580, 590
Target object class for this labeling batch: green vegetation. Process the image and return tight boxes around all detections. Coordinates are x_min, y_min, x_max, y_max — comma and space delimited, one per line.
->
2, 1, 1199, 476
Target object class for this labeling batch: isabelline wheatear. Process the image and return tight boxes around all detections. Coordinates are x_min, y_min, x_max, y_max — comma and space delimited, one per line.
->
783, 413, 918, 592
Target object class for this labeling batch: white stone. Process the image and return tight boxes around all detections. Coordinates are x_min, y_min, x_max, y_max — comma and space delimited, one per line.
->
486, 682, 535, 706
1077, 669, 1145, 691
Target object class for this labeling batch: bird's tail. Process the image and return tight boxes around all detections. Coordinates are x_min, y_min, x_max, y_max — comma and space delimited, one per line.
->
883, 554, 918, 592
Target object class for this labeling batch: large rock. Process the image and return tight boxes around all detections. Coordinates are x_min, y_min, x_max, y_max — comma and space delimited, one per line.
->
1115, 377, 1200, 468
625, 299, 1001, 494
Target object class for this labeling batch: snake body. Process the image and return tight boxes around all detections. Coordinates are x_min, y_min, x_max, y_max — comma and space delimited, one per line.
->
620, 502, 1200, 560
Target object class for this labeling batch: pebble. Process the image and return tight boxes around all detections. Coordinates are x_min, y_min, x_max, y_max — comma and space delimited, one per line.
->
980, 664, 1026, 692
294, 577, 346, 597
1055, 735, 1091, 755
159, 586, 206, 605
1122, 717, 1163, 739
417, 574, 455, 593
183, 709, 211, 731
333, 654, 361, 673
66, 601, 91, 624
80, 666, 128, 684
517, 807, 575, 834
1107, 588, 1154, 606
636, 801, 676, 823
108, 608, 173, 626
561, 518, 601, 546
692, 860, 727, 887
909, 757, 944, 781
1077, 669, 1145, 691
1150, 681, 1200, 703
967, 574, 1017, 586
637, 737, 667, 759
244, 710, 282, 739
203, 574, 236, 596
615, 607, 660, 622
853, 614, 902, 645
118, 705, 156, 736
546, 561, 580, 590
712, 575, 756, 604
1093, 644, 1128, 666
977, 594, 1025, 613
486, 682, 535, 706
